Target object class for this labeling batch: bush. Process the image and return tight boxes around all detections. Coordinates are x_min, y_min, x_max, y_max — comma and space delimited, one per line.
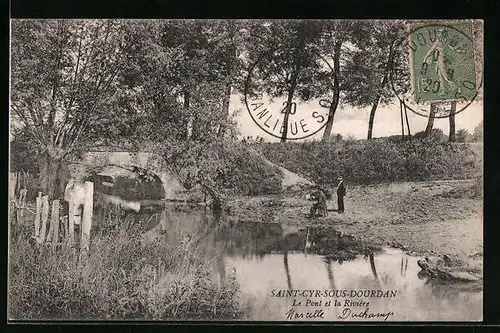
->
10, 127, 39, 175
261, 138, 480, 185
8, 224, 242, 320
221, 142, 283, 196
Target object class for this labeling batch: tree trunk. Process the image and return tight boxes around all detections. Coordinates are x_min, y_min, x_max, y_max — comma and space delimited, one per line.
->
325, 258, 336, 289
281, 29, 307, 143
199, 181, 222, 218
322, 41, 342, 141
448, 101, 457, 142
216, 253, 226, 283
424, 103, 437, 137
184, 91, 192, 140
281, 73, 299, 142
367, 97, 381, 140
219, 21, 237, 138
38, 151, 68, 199
367, 45, 395, 140
404, 104, 412, 137
369, 252, 379, 280
283, 247, 293, 290
219, 83, 232, 138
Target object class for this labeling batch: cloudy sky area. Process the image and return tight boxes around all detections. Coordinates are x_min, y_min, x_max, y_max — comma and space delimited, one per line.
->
232, 92, 483, 142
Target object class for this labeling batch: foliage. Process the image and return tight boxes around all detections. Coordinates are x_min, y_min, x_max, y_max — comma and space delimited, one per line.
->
456, 129, 472, 143
162, 138, 283, 197
120, 21, 284, 200
261, 138, 480, 185
10, 19, 139, 197
244, 20, 326, 99
219, 143, 283, 196
243, 20, 328, 141
413, 128, 448, 142
9, 126, 39, 174
8, 224, 242, 320
10, 20, 135, 155
473, 120, 483, 142
341, 20, 404, 108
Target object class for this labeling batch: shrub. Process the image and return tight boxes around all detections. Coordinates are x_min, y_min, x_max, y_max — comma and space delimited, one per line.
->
8, 223, 242, 320
261, 138, 480, 185
221, 142, 283, 196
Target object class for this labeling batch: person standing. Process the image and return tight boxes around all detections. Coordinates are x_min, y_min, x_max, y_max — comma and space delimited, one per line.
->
336, 176, 346, 213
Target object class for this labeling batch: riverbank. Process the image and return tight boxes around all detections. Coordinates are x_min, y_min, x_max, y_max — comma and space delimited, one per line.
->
227, 179, 482, 269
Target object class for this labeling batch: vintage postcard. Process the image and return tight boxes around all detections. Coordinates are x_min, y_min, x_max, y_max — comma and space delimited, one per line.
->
8, 19, 483, 322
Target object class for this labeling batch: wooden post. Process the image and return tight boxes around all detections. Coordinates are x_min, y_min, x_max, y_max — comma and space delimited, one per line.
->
34, 195, 42, 238
81, 181, 94, 251
9, 173, 17, 200
39, 195, 49, 243
16, 189, 27, 225
47, 200, 60, 244
68, 201, 75, 245
16, 172, 21, 194
21, 189, 27, 222
60, 216, 67, 240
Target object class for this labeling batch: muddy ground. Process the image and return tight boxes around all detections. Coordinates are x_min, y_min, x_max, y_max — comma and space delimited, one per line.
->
227, 179, 483, 272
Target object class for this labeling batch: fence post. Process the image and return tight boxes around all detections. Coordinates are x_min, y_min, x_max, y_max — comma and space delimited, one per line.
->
16, 189, 27, 225
81, 181, 94, 251
9, 173, 17, 201
34, 195, 42, 238
52, 200, 61, 245
39, 195, 49, 243
68, 201, 75, 245
51, 200, 60, 246
61, 215, 67, 240
16, 172, 21, 194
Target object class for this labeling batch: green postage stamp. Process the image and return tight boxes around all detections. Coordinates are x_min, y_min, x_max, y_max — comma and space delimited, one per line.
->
409, 21, 477, 103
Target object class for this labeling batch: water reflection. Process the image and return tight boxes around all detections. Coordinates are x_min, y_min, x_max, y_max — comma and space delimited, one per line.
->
145, 207, 482, 321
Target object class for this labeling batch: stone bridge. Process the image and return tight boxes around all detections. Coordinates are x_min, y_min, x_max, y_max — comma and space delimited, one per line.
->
76, 151, 185, 199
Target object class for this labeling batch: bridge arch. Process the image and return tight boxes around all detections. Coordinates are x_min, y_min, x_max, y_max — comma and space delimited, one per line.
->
74, 151, 185, 199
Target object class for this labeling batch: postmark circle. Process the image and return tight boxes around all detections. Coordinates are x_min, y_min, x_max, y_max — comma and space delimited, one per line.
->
244, 50, 333, 140
389, 22, 483, 119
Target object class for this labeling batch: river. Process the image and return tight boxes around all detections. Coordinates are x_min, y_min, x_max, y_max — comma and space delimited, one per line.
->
139, 206, 482, 322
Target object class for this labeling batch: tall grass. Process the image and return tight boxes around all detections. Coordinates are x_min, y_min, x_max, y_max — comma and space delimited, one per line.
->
8, 222, 242, 321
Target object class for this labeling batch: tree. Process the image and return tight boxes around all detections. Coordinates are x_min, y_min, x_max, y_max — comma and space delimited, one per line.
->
423, 103, 437, 137
449, 102, 457, 142
121, 21, 248, 212
203, 20, 249, 137
10, 20, 132, 198
413, 128, 446, 142
244, 20, 327, 142
455, 129, 471, 143
473, 120, 483, 142
317, 20, 373, 140
341, 20, 405, 140
10, 127, 40, 174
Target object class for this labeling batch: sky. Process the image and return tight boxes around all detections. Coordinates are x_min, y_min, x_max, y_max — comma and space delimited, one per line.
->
232, 92, 483, 142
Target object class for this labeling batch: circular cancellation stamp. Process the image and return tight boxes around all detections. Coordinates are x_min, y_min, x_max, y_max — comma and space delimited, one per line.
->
243, 50, 334, 140
389, 20, 483, 119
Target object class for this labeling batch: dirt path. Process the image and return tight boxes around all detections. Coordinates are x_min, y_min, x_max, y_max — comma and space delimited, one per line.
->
252, 150, 314, 189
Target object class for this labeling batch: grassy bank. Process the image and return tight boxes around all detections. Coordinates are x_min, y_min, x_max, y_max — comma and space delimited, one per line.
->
8, 222, 242, 321
259, 139, 482, 185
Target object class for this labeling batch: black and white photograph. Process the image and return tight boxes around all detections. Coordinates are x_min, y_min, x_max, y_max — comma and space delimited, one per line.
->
8, 19, 483, 322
